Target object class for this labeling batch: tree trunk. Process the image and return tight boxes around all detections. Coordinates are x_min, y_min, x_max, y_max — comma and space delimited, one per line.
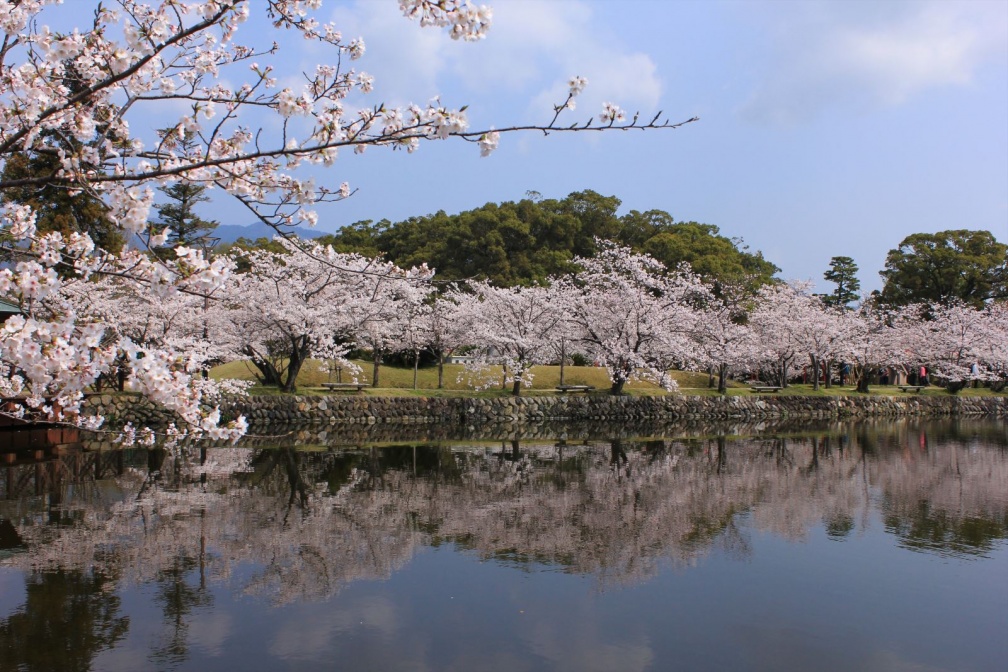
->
372, 350, 381, 388
717, 363, 728, 395
245, 347, 282, 387
281, 338, 309, 393
437, 352, 444, 389
945, 380, 966, 394
512, 379, 522, 396
610, 379, 626, 395
413, 350, 419, 390
856, 368, 870, 393
810, 354, 820, 391
559, 338, 566, 387
825, 358, 832, 389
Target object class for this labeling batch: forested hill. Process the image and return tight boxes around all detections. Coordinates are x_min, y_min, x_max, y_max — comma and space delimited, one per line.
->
313, 190, 780, 288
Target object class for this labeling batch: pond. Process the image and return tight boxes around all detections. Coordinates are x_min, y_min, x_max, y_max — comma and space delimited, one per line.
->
0, 419, 1006, 672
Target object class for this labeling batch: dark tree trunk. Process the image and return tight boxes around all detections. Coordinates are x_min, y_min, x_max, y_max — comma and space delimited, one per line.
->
559, 338, 566, 387
281, 337, 309, 393
610, 440, 627, 468
811, 354, 820, 391
244, 347, 282, 387
856, 369, 870, 393
413, 350, 420, 390
825, 358, 832, 389
512, 379, 522, 396
610, 379, 626, 395
437, 352, 445, 389
945, 380, 967, 394
717, 363, 728, 395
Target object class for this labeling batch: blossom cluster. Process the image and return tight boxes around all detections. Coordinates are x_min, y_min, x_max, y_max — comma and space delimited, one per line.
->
0, 0, 694, 441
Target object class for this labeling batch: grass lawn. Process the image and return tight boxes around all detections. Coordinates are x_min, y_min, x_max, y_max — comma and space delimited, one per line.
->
210, 359, 1003, 397
211, 359, 724, 395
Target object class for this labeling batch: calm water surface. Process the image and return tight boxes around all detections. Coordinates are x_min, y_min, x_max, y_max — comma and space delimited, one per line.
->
1, 419, 1006, 671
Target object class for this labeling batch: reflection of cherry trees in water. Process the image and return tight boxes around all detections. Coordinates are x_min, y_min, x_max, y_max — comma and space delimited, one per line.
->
148, 520, 214, 668
1, 422, 1006, 610
873, 425, 1008, 557
0, 569, 129, 672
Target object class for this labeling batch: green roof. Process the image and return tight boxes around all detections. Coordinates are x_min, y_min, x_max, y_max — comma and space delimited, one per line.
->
0, 299, 22, 314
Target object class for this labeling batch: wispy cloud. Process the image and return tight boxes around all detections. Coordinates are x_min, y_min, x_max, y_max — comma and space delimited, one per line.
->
740, 0, 1008, 125
327, 0, 662, 125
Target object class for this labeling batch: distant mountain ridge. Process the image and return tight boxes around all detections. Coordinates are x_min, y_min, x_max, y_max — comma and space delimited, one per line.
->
213, 222, 331, 244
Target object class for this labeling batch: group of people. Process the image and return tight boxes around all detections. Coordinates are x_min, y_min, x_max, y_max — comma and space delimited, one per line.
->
801, 364, 931, 387
879, 366, 928, 386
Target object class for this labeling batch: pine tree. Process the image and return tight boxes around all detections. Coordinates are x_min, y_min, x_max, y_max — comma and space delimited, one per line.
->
149, 129, 219, 254
151, 181, 219, 250
1, 59, 125, 258
2, 150, 125, 255
823, 256, 860, 309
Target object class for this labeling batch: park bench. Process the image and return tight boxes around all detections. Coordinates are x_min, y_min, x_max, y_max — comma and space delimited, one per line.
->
897, 385, 926, 393
555, 384, 595, 393
322, 382, 367, 392
749, 385, 782, 393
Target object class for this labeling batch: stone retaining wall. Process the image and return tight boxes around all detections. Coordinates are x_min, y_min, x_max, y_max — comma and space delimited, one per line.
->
82, 392, 1008, 431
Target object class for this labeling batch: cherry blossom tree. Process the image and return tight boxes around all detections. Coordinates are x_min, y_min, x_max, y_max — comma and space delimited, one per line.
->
837, 300, 902, 393
455, 281, 563, 395
59, 272, 239, 390
224, 238, 433, 392
914, 302, 997, 392
556, 241, 703, 395
0, 1, 696, 438
422, 287, 471, 389
385, 269, 435, 390
976, 302, 1008, 390
688, 286, 759, 394
749, 282, 828, 387
347, 261, 434, 388
785, 283, 852, 391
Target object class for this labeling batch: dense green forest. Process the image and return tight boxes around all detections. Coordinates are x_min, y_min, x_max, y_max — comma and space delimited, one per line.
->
306, 190, 780, 290
218, 192, 1006, 307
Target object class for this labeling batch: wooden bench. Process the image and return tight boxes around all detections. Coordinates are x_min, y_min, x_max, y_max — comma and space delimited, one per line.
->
749, 385, 782, 393
555, 384, 595, 393
322, 382, 367, 392
897, 385, 926, 393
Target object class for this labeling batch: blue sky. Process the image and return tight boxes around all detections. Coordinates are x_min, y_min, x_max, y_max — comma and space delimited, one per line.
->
272, 1, 1003, 292
222, 1, 1008, 291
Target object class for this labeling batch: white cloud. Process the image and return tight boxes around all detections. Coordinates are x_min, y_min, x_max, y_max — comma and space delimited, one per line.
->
268, 596, 400, 660
326, 2, 451, 107
327, 0, 663, 124
469, 1, 663, 120
188, 611, 234, 657
741, 0, 1008, 124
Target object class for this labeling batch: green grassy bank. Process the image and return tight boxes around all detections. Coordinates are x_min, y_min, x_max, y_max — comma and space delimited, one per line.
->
210, 359, 1003, 398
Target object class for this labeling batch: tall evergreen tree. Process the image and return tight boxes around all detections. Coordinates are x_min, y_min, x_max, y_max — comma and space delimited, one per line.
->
149, 131, 219, 252
1, 151, 125, 255
823, 256, 860, 308
150, 181, 219, 251
1, 58, 125, 258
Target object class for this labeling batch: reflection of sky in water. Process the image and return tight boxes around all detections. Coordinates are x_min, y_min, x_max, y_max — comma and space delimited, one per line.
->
68, 514, 1006, 671
0, 421, 1006, 671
